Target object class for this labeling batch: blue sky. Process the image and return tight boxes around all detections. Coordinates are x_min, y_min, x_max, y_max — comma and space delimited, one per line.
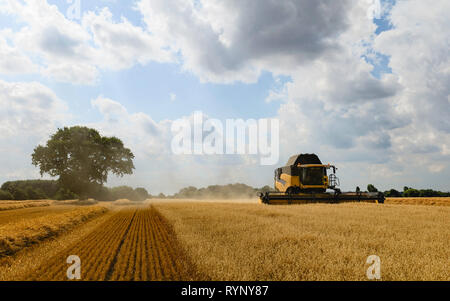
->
47, 0, 394, 123
45, 0, 286, 123
8, 0, 394, 123
0, 0, 448, 194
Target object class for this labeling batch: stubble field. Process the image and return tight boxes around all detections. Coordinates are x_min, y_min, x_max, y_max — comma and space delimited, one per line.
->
0, 198, 448, 281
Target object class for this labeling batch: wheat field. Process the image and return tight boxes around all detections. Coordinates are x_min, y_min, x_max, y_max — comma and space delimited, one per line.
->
385, 197, 450, 206
25, 207, 197, 281
0, 205, 107, 258
0, 199, 448, 281
154, 202, 450, 281
0, 200, 52, 211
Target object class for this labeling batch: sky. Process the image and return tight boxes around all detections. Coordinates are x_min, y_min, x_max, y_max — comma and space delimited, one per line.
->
0, 0, 449, 195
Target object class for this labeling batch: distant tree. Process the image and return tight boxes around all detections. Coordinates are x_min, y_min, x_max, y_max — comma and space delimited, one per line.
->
403, 186, 410, 192
177, 186, 198, 198
385, 189, 401, 197
367, 184, 378, 193
25, 187, 47, 200
54, 188, 79, 200
110, 186, 138, 201
418, 189, 439, 197
12, 188, 28, 200
1, 180, 59, 199
158, 193, 166, 199
90, 185, 113, 202
403, 188, 420, 197
260, 185, 274, 193
135, 187, 150, 201
173, 183, 260, 199
0, 190, 13, 200
31, 126, 134, 199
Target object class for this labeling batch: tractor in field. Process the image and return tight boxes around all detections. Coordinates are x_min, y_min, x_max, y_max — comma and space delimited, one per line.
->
258, 154, 384, 204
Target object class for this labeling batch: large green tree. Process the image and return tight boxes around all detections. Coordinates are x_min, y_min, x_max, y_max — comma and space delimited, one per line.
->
32, 126, 135, 198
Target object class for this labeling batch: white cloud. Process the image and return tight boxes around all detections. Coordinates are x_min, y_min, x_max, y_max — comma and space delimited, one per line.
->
374, 0, 450, 132
372, 0, 450, 179
82, 8, 172, 70
0, 0, 172, 84
0, 35, 38, 75
92, 96, 128, 119
90, 96, 168, 156
0, 79, 69, 182
137, 0, 356, 83
0, 79, 68, 137
42, 62, 99, 86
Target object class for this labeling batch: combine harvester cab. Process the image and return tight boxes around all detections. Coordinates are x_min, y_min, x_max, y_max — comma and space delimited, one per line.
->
258, 154, 385, 205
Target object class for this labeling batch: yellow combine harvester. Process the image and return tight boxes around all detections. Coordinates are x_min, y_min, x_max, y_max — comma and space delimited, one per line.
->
259, 154, 384, 204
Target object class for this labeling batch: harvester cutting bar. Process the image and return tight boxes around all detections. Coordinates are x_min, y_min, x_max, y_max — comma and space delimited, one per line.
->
258, 191, 384, 205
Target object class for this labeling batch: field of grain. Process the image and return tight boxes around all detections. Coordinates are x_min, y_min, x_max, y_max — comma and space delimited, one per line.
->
0, 205, 92, 226
0, 208, 117, 281
23, 206, 198, 281
385, 197, 450, 206
0, 200, 51, 211
0, 198, 448, 281
154, 202, 450, 281
0, 205, 107, 258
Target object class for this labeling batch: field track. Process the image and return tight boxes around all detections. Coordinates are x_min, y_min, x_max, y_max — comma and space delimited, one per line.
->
25, 206, 198, 281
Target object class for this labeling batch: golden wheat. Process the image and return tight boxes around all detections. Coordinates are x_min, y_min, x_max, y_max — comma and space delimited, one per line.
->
24, 206, 197, 281
385, 197, 450, 206
0, 208, 116, 281
153, 201, 450, 281
0, 200, 52, 211
0, 205, 107, 258
2, 200, 448, 281
0, 205, 88, 226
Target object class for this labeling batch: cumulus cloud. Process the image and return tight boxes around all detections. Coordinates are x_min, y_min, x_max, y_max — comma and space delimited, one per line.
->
373, 0, 450, 177
0, 79, 69, 181
137, 0, 355, 83
0, 35, 38, 75
374, 0, 450, 132
0, 0, 171, 84
0, 80, 68, 137
90, 96, 169, 156
41, 63, 100, 86
82, 8, 172, 70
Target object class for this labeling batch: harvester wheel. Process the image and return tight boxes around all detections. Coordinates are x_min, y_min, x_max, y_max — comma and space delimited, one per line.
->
378, 192, 385, 204
286, 187, 295, 195
287, 186, 301, 195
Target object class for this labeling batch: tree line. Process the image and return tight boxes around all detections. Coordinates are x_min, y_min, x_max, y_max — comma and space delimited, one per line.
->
170, 183, 272, 199
1, 180, 448, 201
0, 180, 150, 202
366, 184, 450, 197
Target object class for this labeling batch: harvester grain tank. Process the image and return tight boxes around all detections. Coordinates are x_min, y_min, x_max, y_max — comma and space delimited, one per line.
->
258, 154, 384, 204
